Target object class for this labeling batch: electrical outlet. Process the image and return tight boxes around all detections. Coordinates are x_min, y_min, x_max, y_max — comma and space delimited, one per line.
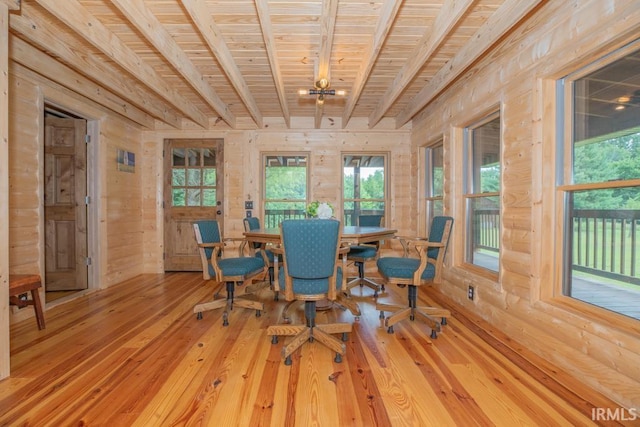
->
468, 285, 475, 300
244, 201, 253, 209
246, 210, 252, 218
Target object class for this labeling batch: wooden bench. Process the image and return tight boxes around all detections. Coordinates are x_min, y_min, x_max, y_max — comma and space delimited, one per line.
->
9, 274, 46, 330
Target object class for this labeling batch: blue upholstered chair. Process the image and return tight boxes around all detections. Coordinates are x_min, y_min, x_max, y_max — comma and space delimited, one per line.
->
243, 216, 279, 300
376, 216, 453, 338
267, 219, 354, 365
346, 214, 385, 297
193, 220, 269, 326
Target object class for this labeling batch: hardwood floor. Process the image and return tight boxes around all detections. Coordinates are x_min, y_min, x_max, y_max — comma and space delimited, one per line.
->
1, 273, 627, 426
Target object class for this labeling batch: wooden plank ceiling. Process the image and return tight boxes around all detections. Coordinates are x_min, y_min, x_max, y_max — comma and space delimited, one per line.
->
8, 0, 543, 130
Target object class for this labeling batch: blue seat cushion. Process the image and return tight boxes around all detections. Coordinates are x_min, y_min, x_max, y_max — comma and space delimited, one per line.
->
348, 245, 378, 259
209, 256, 264, 278
377, 257, 435, 281
279, 266, 343, 295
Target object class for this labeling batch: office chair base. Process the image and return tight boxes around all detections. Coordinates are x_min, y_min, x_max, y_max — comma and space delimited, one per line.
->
347, 260, 383, 297
194, 280, 266, 326
267, 322, 351, 364
281, 296, 361, 323
376, 302, 450, 337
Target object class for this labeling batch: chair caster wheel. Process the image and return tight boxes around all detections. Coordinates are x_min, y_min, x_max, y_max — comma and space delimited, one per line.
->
441, 317, 447, 325
196, 312, 203, 320
256, 310, 261, 317
222, 313, 229, 326
271, 335, 278, 344
342, 333, 348, 342
431, 329, 437, 339
334, 353, 342, 363
379, 311, 385, 319
387, 326, 394, 334
284, 356, 292, 365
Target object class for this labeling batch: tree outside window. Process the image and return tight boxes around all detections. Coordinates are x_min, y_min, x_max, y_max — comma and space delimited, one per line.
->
262, 154, 308, 227
559, 43, 640, 319
343, 154, 386, 226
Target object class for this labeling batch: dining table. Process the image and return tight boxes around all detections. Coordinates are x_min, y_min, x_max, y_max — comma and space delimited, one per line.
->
243, 224, 398, 316
243, 225, 397, 246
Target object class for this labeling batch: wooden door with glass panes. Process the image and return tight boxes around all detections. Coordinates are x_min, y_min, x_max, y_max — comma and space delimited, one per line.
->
164, 139, 223, 271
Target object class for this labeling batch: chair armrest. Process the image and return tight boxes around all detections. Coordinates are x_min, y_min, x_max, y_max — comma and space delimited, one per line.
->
394, 235, 427, 257
271, 246, 284, 255
338, 246, 350, 255
413, 240, 445, 249
197, 242, 224, 249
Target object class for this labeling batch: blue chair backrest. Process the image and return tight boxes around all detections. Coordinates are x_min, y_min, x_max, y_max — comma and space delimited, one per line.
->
244, 217, 262, 249
194, 220, 222, 259
427, 216, 453, 259
358, 214, 383, 227
244, 217, 260, 231
281, 219, 340, 279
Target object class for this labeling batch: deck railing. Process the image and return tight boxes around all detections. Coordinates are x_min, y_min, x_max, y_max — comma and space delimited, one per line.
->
264, 209, 385, 228
572, 209, 640, 286
473, 209, 640, 286
265, 208, 640, 286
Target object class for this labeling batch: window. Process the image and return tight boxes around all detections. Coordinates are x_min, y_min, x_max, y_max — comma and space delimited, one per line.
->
558, 43, 640, 319
425, 143, 444, 229
343, 154, 387, 226
263, 154, 308, 227
464, 112, 501, 272
171, 147, 217, 207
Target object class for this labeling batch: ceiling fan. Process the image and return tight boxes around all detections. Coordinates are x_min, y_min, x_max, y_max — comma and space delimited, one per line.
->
299, 78, 345, 105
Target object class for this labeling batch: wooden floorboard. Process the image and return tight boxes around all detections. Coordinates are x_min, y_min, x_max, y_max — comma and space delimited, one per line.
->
1, 272, 630, 426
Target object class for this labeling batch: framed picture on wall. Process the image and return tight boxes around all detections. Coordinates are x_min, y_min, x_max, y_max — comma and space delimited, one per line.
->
117, 149, 135, 173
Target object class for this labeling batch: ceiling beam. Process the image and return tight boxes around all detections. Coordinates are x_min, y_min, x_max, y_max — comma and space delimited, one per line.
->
255, 0, 290, 128
182, 0, 263, 128
395, 0, 545, 127
342, 0, 404, 128
315, 0, 339, 129
110, 0, 235, 129
32, 0, 209, 128
11, 37, 155, 129
9, 10, 182, 128
368, 0, 475, 128
0, 0, 18, 10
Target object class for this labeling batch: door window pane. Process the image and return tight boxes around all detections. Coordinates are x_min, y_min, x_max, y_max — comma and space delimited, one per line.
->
170, 147, 217, 207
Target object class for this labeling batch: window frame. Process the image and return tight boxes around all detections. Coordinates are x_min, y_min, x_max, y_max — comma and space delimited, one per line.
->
555, 41, 640, 318
261, 152, 310, 227
423, 139, 445, 235
341, 153, 389, 227
463, 110, 501, 277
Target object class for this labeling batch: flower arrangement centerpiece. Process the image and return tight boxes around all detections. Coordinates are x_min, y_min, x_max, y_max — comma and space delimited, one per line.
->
306, 201, 334, 219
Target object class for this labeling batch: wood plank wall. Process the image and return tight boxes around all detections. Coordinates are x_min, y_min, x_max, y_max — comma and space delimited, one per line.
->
0, 1, 11, 381
411, 0, 640, 409
142, 126, 412, 260
7, 63, 144, 295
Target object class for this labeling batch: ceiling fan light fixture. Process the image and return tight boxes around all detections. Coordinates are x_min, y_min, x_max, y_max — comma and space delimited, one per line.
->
315, 78, 329, 89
